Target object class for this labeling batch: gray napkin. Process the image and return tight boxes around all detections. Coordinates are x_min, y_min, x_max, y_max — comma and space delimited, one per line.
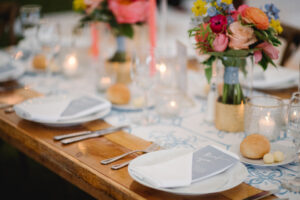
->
192, 145, 239, 182
0, 63, 16, 73
60, 96, 105, 117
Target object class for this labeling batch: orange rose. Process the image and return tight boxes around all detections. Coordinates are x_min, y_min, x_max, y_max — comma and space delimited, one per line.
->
242, 7, 269, 30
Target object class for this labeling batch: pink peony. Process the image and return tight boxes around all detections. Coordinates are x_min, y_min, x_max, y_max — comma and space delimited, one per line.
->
213, 34, 228, 52
254, 50, 262, 64
256, 42, 279, 60
108, 0, 149, 24
209, 14, 227, 33
231, 5, 249, 20
228, 21, 257, 50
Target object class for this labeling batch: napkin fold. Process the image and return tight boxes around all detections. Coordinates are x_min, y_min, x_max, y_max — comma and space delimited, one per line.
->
14, 95, 111, 122
129, 145, 239, 188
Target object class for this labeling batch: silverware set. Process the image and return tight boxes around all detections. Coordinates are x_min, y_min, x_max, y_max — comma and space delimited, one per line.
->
53, 125, 159, 170
101, 143, 160, 170
54, 125, 129, 145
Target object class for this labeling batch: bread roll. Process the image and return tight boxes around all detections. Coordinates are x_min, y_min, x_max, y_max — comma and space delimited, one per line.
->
240, 134, 270, 159
106, 83, 130, 105
32, 54, 47, 70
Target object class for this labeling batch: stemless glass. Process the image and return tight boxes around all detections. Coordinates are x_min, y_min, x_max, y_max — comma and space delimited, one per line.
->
20, 4, 41, 33
282, 92, 300, 192
130, 49, 158, 125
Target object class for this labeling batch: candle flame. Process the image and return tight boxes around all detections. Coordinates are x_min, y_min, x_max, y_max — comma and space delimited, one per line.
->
265, 112, 271, 121
157, 63, 167, 73
68, 55, 77, 65
170, 100, 176, 107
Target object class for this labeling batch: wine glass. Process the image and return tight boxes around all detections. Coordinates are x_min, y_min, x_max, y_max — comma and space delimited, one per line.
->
36, 21, 61, 88
130, 49, 158, 125
281, 92, 300, 192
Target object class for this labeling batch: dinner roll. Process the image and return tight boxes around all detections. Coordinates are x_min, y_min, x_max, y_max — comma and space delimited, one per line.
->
240, 134, 270, 159
106, 83, 130, 105
32, 54, 47, 70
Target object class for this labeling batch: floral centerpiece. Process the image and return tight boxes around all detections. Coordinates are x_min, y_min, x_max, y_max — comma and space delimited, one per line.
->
73, 0, 149, 62
188, 0, 282, 132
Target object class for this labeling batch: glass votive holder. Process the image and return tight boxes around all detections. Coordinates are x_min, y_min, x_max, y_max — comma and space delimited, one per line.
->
154, 87, 182, 118
244, 96, 283, 141
97, 67, 116, 93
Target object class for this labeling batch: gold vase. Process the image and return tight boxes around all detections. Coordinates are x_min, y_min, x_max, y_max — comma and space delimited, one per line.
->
105, 60, 131, 84
215, 100, 244, 132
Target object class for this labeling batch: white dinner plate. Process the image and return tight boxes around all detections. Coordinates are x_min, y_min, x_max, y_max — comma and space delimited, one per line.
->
128, 149, 248, 196
0, 51, 25, 82
14, 94, 111, 127
112, 99, 154, 111
241, 66, 298, 90
230, 143, 296, 167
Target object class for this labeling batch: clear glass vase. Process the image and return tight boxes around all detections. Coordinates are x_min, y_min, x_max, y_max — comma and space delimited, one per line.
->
219, 56, 247, 105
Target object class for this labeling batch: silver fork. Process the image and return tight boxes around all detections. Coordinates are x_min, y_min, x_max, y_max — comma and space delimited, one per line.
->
101, 143, 160, 165
110, 143, 160, 170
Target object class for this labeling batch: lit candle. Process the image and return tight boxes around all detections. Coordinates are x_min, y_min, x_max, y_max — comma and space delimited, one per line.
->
63, 55, 78, 77
157, 62, 167, 79
259, 112, 276, 140
97, 76, 112, 92
166, 100, 180, 116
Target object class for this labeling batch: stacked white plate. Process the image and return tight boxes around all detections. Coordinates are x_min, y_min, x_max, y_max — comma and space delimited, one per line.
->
14, 94, 111, 127
0, 51, 25, 82
242, 66, 298, 90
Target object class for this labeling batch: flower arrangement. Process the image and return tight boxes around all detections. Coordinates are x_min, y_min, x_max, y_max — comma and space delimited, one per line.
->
188, 0, 282, 105
73, 0, 150, 62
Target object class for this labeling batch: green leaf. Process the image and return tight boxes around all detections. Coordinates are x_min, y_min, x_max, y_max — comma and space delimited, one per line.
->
203, 56, 216, 83
205, 66, 213, 84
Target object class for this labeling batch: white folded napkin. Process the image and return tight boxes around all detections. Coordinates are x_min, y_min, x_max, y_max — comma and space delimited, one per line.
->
14, 94, 111, 122
129, 145, 239, 188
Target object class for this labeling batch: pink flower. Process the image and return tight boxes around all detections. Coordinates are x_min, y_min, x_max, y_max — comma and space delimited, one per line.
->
254, 50, 262, 64
108, 0, 149, 24
256, 42, 279, 60
209, 15, 227, 33
213, 34, 228, 52
231, 5, 249, 20
228, 21, 257, 50
85, 0, 103, 14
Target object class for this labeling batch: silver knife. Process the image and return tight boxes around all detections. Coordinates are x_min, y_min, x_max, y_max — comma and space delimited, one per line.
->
243, 190, 278, 200
54, 125, 129, 144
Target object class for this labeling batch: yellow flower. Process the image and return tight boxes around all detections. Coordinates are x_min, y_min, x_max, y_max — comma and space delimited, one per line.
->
191, 0, 207, 17
270, 19, 283, 34
221, 0, 233, 4
73, 0, 86, 11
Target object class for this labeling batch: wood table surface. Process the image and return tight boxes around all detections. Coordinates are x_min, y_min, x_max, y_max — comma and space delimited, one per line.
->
0, 86, 296, 200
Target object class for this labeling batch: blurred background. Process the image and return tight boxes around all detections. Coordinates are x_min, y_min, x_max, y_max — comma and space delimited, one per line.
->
0, 0, 299, 199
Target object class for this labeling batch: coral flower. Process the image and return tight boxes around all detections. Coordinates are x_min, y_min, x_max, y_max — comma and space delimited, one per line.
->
242, 7, 269, 30
209, 14, 227, 33
108, 0, 149, 24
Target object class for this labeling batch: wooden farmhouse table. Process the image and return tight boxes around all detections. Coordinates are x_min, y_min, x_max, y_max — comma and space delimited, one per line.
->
0, 85, 297, 200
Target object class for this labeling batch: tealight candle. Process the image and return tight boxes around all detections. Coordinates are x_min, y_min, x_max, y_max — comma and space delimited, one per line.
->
166, 100, 180, 116
63, 54, 78, 77
97, 76, 112, 92
259, 112, 276, 140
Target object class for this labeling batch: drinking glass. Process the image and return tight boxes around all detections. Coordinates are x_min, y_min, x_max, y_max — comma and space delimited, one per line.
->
20, 4, 41, 35
281, 92, 300, 192
37, 21, 61, 87
130, 49, 158, 125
